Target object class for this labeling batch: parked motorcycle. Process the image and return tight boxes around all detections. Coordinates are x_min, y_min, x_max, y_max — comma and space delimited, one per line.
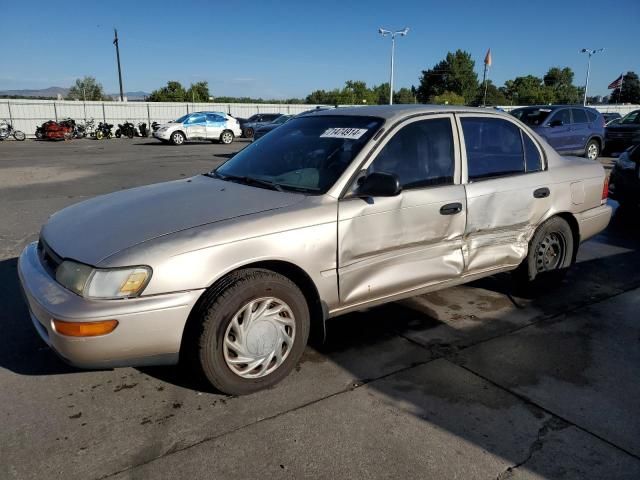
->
81, 118, 96, 138
138, 122, 148, 137
0, 120, 26, 141
115, 121, 135, 139
59, 118, 86, 139
35, 122, 50, 139
95, 122, 113, 140
151, 121, 161, 132
38, 120, 74, 140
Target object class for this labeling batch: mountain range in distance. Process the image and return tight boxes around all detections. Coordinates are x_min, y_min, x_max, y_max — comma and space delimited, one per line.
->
0, 87, 150, 100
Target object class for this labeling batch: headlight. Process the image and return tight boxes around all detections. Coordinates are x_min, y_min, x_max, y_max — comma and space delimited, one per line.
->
55, 261, 151, 299
158, 127, 168, 132
616, 154, 637, 171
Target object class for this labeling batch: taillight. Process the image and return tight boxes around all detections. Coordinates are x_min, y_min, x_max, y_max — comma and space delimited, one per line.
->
602, 176, 609, 202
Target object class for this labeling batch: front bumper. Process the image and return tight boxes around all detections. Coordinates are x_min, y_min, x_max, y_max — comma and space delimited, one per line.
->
153, 129, 172, 140
18, 242, 204, 369
575, 204, 613, 242
609, 167, 640, 206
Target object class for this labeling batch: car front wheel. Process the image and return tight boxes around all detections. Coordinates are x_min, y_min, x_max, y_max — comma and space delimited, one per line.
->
244, 127, 254, 139
171, 131, 185, 145
585, 139, 600, 160
187, 269, 310, 395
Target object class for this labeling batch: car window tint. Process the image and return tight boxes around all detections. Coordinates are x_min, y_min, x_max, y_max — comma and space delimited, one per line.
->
586, 110, 598, 122
206, 114, 222, 122
572, 108, 588, 124
461, 117, 525, 180
187, 114, 205, 124
551, 109, 572, 125
368, 118, 455, 189
523, 134, 542, 172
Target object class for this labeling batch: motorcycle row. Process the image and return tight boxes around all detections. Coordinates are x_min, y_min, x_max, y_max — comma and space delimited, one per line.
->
33, 119, 161, 141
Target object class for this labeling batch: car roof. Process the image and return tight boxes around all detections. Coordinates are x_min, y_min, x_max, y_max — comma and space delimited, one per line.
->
306, 104, 511, 122
192, 111, 227, 115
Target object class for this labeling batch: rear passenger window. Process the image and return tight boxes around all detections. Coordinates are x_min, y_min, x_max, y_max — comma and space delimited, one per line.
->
523, 134, 542, 172
368, 118, 455, 189
586, 110, 598, 123
572, 108, 588, 124
461, 118, 525, 180
550, 109, 572, 125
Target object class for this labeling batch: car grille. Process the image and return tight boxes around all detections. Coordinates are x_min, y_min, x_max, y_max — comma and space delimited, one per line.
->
37, 238, 62, 276
607, 131, 636, 139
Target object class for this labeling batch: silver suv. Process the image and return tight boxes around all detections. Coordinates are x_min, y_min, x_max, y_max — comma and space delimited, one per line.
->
19, 105, 611, 395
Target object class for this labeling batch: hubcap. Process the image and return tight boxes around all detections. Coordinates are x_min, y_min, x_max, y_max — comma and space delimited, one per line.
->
535, 232, 566, 272
174, 133, 184, 144
222, 132, 232, 143
587, 143, 598, 160
223, 297, 295, 379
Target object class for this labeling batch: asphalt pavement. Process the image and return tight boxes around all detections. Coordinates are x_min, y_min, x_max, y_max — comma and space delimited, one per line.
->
0, 138, 639, 479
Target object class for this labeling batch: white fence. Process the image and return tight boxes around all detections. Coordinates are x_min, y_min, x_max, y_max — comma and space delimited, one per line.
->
0, 99, 325, 137
1, 99, 638, 138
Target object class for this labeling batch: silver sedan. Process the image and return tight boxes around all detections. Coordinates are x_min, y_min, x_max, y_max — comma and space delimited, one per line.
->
18, 105, 612, 395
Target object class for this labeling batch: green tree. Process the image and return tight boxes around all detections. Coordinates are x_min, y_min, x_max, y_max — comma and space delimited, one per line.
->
432, 91, 466, 105
473, 80, 507, 106
149, 81, 187, 102
186, 81, 210, 102
543, 67, 580, 104
501, 75, 554, 105
417, 50, 478, 104
394, 87, 416, 104
609, 72, 640, 104
66, 76, 106, 101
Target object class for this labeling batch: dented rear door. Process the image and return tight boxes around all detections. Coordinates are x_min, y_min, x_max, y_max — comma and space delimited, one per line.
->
457, 114, 552, 273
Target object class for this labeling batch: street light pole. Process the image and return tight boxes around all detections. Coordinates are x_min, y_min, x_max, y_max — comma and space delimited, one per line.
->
113, 28, 125, 102
379, 27, 409, 105
581, 48, 604, 106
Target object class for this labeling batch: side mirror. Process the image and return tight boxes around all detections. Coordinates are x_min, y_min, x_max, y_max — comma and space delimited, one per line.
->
549, 119, 563, 127
357, 172, 402, 197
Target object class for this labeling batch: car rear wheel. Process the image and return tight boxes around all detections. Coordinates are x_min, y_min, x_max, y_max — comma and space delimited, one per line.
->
585, 139, 600, 160
220, 130, 234, 144
171, 131, 185, 145
514, 216, 574, 286
244, 127, 254, 139
185, 269, 310, 395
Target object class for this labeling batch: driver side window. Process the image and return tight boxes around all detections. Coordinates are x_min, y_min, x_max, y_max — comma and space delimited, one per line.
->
367, 118, 455, 189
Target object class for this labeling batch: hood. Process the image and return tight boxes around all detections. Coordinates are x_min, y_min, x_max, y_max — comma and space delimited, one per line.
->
607, 123, 640, 132
41, 175, 304, 265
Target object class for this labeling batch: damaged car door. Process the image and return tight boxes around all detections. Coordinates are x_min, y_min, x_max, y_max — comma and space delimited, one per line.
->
457, 114, 551, 273
337, 115, 467, 306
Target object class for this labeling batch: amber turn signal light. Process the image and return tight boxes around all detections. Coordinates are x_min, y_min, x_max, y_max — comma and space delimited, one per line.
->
53, 319, 119, 337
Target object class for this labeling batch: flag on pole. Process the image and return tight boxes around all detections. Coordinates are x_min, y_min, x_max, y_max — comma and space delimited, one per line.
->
608, 73, 624, 89
484, 48, 492, 67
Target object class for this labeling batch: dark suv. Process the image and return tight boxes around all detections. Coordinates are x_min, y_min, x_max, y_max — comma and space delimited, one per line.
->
510, 105, 605, 160
605, 109, 640, 154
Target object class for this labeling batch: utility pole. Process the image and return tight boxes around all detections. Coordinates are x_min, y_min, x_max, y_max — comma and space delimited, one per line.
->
113, 28, 124, 102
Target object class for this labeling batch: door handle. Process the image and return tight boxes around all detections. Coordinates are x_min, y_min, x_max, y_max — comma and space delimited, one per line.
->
533, 187, 550, 199
440, 202, 463, 215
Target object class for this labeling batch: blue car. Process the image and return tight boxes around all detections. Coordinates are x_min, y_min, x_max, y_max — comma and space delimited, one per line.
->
511, 105, 605, 160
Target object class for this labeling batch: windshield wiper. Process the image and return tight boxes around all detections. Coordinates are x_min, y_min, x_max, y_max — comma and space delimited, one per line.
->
210, 172, 283, 192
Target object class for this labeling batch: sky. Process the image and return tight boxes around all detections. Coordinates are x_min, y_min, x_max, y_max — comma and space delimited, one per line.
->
2, 0, 638, 99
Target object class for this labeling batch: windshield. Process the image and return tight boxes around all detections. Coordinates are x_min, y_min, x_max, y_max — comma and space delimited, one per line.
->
511, 107, 553, 126
272, 115, 291, 125
175, 114, 189, 124
214, 115, 383, 194
621, 110, 640, 125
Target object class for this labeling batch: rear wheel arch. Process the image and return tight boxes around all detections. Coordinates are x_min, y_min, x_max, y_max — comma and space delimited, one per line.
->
554, 212, 580, 263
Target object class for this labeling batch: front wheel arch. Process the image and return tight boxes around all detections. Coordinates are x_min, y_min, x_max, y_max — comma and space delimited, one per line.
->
180, 261, 326, 363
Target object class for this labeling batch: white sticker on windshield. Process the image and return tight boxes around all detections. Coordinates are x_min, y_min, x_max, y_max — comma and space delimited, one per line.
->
320, 128, 368, 140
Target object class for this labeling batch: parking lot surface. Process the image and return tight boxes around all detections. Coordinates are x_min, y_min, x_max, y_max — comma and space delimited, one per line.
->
1, 138, 639, 479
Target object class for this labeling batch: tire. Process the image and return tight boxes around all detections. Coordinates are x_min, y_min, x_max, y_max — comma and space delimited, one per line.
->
13, 130, 26, 141
126, 129, 134, 139
35, 130, 43, 140
171, 131, 185, 145
186, 269, 310, 395
95, 130, 104, 140
244, 127, 254, 139
513, 216, 574, 286
220, 130, 234, 145
585, 139, 600, 161
115, 129, 121, 138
